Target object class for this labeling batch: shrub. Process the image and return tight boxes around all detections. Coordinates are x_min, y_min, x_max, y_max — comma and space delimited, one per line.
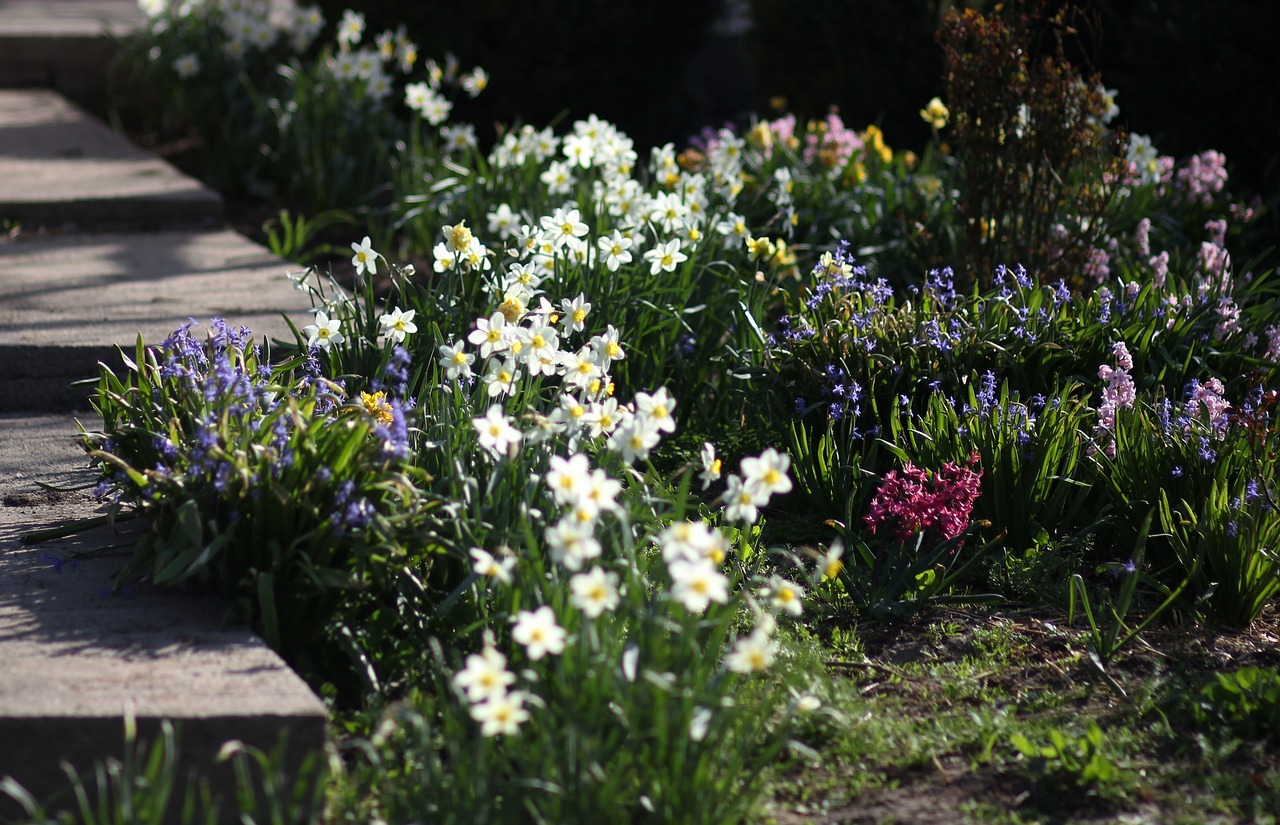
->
936, 2, 1124, 287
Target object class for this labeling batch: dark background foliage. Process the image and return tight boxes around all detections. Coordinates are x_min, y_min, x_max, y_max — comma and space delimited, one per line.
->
322, 0, 1277, 199
311, 0, 730, 151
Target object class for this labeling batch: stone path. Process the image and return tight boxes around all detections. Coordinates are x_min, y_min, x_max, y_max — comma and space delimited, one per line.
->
0, 3, 328, 818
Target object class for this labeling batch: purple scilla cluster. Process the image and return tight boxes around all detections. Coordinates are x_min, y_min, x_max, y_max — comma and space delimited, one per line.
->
371, 345, 412, 397
373, 397, 412, 461
924, 266, 959, 310
912, 317, 960, 353
775, 314, 817, 344
821, 363, 862, 422
160, 318, 270, 419
974, 370, 998, 415
158, 318, 208, 380
804, 242, 872, 309
330, 479, 373, 538
1150, 377, 1264, 473
992, 263, 1037, 298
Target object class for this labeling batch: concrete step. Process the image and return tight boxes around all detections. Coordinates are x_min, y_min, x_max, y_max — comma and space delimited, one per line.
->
0, 89, 222, 230
0, 413, 328, 820
0, 1, 142, 115
0, 228, 315, 412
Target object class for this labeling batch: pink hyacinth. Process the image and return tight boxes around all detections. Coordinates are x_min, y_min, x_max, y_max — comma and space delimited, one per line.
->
1175, 150, 1229, 207
1265, 325, 1280, 362
864, 453, 982, 543
1188, 377, 1231, 432
1096, 341, 1137, 453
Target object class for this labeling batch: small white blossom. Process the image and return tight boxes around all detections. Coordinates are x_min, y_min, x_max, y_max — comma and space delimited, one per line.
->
454, 646, 515, 703
302, 311, 344, 350
473, 405, 521, 458
725, 628, 777, 674
351, 236, 378, 277
469, 690, 531, 737
668, 558, 729, 614
569, 567, 621, 618
378, 307, 417, 343
512, 605, 567, 660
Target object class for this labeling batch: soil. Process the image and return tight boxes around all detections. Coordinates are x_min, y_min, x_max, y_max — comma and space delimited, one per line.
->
768, 606, 1280, 824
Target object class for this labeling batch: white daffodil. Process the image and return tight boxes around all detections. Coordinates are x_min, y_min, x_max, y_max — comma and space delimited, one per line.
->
667, 558, 729, 614
469, 547, 516, 585
608, 417, 661, 464
546, 453, 593, 505
469, 690, 531, 737
512, 605, 567, 660
173, 53, 201, 78
721, 473, 763, 524
569, 567, 620, 618
545, 516, 601, 570
657, 519, 724, 565
817, 541, 845, 581
351, 236, 378, 277
473, 405, 521, 458
725, 628, 777, 674
560, 347, 602, 390
642, 238, 689, 275
589, 324, 626, 363
560, 293, 592, 332
460, 66, 488, 97
487, 203, 522, 237
481, 357, 521, 398
468, 312, 511, 359
762, 574, 805, 617
634, 387, 677, 434
378, 306, 417, 343
303, 311, 344, 350
454, 645, 516, 703
581, 468, 622, 515
437, 341, 474, 382
699, 442, 722, 490
740, 447, 793, 499
583, 398, 623, 438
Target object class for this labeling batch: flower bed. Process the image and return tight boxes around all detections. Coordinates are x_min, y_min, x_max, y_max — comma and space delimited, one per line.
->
9, 2, 1280, 823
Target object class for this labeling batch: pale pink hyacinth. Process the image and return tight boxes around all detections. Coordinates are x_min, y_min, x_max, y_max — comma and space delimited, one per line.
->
1266, 325, 1280, 362
1083, 246, 1111, 286
1175, 150, 1229, 207
1188, 377, 1231, 433
1096, 341, 1137, 450
1134, 218, 1151, 258
1214, 297, 1242, 341
1149, 250, 1169, 289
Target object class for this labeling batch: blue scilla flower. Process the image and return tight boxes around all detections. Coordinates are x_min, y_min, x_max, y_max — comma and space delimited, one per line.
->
925, 267, 958, 308
160, 318, 207, 369
1052, 279, 1071, 307
1156, 397, 1173, 435
374, 398, 413, 461
916, 318, 953, 353
993, 264, 1014, 299
206, 317, 252, 351
869, 278, 893, 306
976, 370, 998, 413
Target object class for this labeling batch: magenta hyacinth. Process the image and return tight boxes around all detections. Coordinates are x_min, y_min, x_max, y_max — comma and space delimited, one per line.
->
864, 453, 983, 543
